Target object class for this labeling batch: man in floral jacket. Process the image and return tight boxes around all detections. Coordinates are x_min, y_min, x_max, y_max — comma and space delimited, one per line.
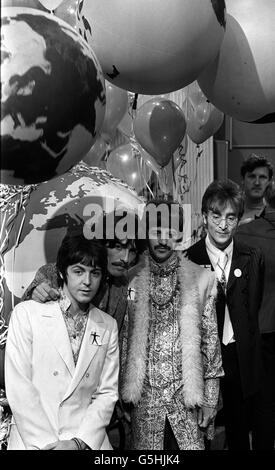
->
121, 199, 223, 450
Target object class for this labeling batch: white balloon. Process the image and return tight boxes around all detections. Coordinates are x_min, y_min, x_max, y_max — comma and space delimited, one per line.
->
39, 0, 63, 11
77, 0, 226, 94
198, 0, 275, 122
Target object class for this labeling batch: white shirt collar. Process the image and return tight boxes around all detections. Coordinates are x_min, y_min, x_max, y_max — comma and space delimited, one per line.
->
205, 234, 234, 268
58, 288, 90, 317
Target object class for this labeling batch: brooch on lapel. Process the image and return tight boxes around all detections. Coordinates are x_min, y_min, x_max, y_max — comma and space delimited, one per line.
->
90, 331, 101, 346
127, 286, 136, 300
234, 268, 242, 278
200, 264, 212, 270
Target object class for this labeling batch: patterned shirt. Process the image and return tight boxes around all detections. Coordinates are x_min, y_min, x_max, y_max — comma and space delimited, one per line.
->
58, 290, 89, 365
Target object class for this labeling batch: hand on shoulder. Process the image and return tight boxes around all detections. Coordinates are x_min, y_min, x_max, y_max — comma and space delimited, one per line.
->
32, 281, 60, 303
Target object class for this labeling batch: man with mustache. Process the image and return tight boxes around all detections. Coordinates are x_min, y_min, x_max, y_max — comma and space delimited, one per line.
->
187, 180, 264, 450
121, 199, 223, 450
22, 211, 145, 339
19, 210, 145, 449
239, 154, 273, 225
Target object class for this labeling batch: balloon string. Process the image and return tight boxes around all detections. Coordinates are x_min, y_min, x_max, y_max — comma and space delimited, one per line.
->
193, 144, 203, 186
171, 154, 177, 190
160, 167, 169, 198
136, 151, 154, 199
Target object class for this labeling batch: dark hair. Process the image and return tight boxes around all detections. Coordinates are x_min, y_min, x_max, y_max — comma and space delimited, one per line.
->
142, 198, 184, 241
202, 180, 244, 219
240, 154, 273, 180
92, 210, 147, 256
264, 181, 275, 209
56, 234, 107, 287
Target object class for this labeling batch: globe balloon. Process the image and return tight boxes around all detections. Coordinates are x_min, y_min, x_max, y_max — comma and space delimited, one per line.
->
1, 7, 105, 185
1, 162, 143, 323
2, 0, 44, 7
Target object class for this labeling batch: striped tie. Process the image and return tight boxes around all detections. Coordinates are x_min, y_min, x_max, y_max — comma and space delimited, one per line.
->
217, 252, 228, 291
217, 252, 233, 345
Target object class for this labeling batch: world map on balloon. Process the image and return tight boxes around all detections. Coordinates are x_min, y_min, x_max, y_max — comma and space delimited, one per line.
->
1, 8, 106, 185
1, 163, 144, 319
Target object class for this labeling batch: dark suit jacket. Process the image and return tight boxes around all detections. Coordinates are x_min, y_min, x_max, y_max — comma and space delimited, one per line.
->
236, 210, 275, 333
186, 237, 264, 399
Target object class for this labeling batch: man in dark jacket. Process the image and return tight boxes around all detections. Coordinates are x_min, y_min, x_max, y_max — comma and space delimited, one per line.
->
236, 182, 275, 449
187, 180, 264, 450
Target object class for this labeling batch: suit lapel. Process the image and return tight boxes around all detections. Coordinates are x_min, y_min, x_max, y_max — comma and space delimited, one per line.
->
188, 238, 214, 269
63, 307, 107, 400
41, 303, 75, 377
107, 283, 121, 317
227, 242, 250, 292
105, 283, 128, 333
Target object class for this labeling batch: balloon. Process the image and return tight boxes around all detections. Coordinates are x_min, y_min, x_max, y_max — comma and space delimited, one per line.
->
38, 0, 63, 11
187, 81, 211, 126
101, 82, 128, 143
106, 143, 152, 194
76, 0, 226, 94
118, 109, 133, 138
186, 101, 224, 145
137, 93, 170, 109
54, 0, 78, 28
198, 0, 275, 122
194, 101, 211, 127
187, 81, 205, 108
252, 113, 275, 124
133, 98, 186, 167
82, 135, 106, 167
1, 162, 143, 322
173, 135, 188, 169
2, 0, 44, 7
1, 8, 105, 185
138, 146, 160, 175
118, 93, 171, 139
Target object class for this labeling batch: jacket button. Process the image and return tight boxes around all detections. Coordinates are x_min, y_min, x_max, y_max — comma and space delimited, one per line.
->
53, 371, 58, 376
86, 373, 90, 378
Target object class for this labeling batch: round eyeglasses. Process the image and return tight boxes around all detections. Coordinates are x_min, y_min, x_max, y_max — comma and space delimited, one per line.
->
208, 212, 238, 227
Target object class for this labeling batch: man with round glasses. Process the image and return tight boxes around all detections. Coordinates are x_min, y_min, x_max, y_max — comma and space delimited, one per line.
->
187, 180, 264, 450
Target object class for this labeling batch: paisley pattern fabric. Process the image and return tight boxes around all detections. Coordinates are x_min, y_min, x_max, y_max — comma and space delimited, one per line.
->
58, 290, 88, 365
128, 253, 222, 450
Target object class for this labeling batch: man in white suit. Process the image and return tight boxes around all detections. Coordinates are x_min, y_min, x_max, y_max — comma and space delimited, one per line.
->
5, 234, 119, 450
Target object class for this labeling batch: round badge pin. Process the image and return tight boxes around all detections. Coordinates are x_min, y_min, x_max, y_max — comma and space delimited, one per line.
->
234, 268, 242, 278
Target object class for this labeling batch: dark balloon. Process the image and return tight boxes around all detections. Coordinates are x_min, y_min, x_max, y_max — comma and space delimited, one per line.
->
247, 113, 275, 124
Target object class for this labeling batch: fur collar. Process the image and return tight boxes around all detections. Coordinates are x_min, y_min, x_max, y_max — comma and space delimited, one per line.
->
121, 252, 208, 408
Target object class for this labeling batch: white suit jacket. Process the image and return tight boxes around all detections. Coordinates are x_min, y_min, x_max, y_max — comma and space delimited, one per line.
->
5, 300, 119, 450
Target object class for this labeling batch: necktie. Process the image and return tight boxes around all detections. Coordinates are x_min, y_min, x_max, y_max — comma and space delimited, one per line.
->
217, 252, 234, 345
217, 252, 228, 290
